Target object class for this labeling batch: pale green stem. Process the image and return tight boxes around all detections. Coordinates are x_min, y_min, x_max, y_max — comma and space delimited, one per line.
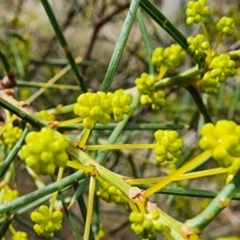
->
18, 80, 80, 91
229, 49, 240, 59
49, 167, 64, 214
144, 150, 211, 198
154, 65, 202, 90
200, 20, 209, 43
185, 170, 240, 233
26, 57, 82, 104
85, 143, 156, 151
83, 176, 96, 240
128, 167, 227, 185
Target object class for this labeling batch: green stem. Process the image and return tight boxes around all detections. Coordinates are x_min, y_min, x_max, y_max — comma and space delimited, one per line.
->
47, 103, 74, 115
8, 36, 25, 78
228, 80, 240, 119
100, 0, 140, 92
144, 150, 211, 198
200, 21, 209, 43
0, 171, 86, 214
83, 176, 96, 240
14, 216, 32, 230
30, 58, 92, 67
229, 49, 240, 60
72, 178, 94, 239
185, 85, 212, 123
68, 178, 90, 209
158, 210, 186, 240
95, 91, 140, 164
139, 0, 187, 51
137, 186, 240, 200
68, 169, 93, 239
67, 144, 131, 197
15, 193, 54, 216
65, 93, 140, 215
40, 0, 87, 92
129, 168, 226, 185
0, 127, 29, 179
185, 170, 240, 233
136, 10, 154, 75
139, 0, 206, 66
58, 122, 185, 131
86, 143, 156, 151
26, 61, 80, 104
18, 80, 80, 91
0, 214, 13, 239
59, 192, 83, 240
154, 65, 202, 90
0, 48, 10, 73
0, 97, 46, 129
97, 165, 131, 197
49, 167, 64, 214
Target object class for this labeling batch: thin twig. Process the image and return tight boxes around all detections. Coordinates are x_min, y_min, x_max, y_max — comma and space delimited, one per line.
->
83, 3, 130, 61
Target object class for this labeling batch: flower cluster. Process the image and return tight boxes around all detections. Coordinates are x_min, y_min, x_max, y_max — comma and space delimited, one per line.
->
3, 124, 22, 149
216, 16, 235, 36
31, 205, 63, 238
140, 91, 166, 111
20, 128, 69, 175
151, 44, 186, 73
209, 54, 236, 81
154, 130, 184, 163
38, 110, 55, 122
198, 72, 220, 94
11, 231, 28, 240
95, 228, 106, 240
186, 0, 210, 25
111, 89, 132, 122
74, 92, 112, 129
135, 73, 155, 95
187, 34, 210, 58
135, 44, 185, 111
135, 73, 166, 110
96, 177, 130, 211
199, 120, 240, 174
3, 185, 19, 203
198, 53, 236, 93
129, 210, 162, 239
74, 89, 132, 129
